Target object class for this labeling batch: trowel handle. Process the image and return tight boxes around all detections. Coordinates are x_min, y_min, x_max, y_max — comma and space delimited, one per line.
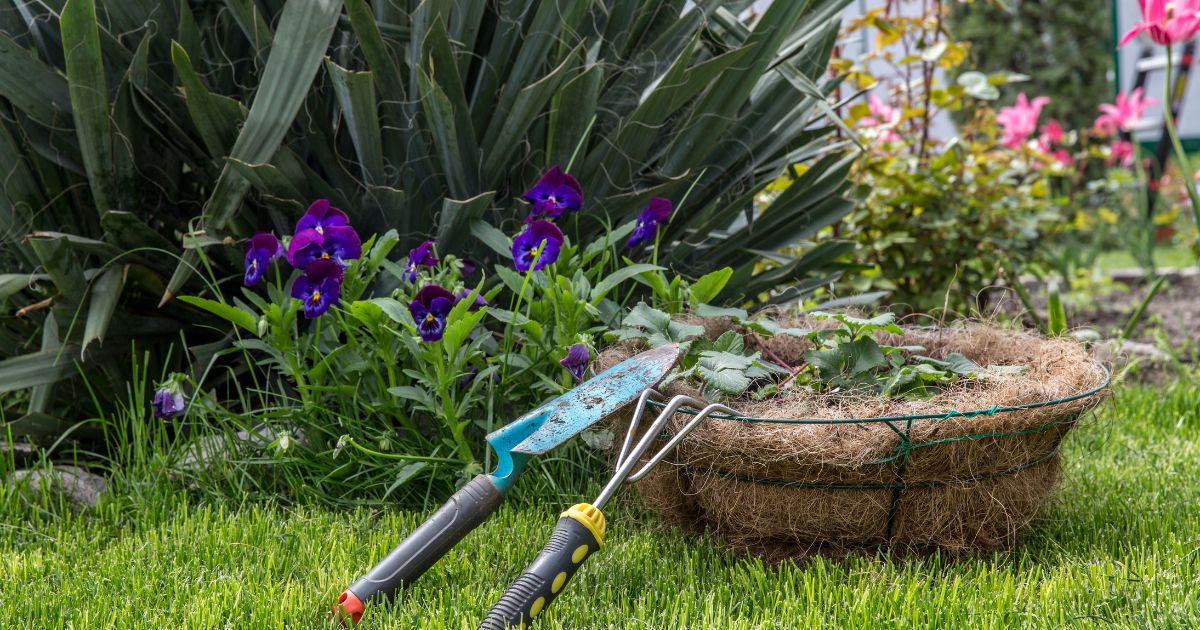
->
337, 474, 504, 625
478, 504, 606, 630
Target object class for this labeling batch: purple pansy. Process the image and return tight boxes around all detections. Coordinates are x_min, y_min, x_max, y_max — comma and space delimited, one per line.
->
460, 258, 478, 276
295, 199, 349, 236
404, 241, 439, 283
153, 386, 186, 420
287, 226, 362, 270
244, 233, 283, 286
408, 284, 456, 342
512, 220, 564, 273
559, 344, 590, 381
522, 166, 583, 221
290, 259, 344, 319
626, 197, 673, 249
455, 288, 488, 311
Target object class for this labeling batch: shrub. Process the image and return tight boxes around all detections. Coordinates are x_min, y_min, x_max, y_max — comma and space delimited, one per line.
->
0, 0, 855, 438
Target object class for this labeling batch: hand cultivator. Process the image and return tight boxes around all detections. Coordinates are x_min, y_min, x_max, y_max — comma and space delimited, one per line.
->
337, 344, 705, 627
474, 391, 735, 630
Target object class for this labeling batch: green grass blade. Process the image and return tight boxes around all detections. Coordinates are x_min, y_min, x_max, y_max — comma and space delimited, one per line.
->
1046, 281, 1067, 337
1121, 275, 1168, 340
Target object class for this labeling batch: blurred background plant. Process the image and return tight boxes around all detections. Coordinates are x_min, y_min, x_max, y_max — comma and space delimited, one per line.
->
0, 0, 859, 470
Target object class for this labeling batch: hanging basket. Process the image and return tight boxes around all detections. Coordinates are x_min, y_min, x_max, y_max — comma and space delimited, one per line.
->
598, 321, 1110, 559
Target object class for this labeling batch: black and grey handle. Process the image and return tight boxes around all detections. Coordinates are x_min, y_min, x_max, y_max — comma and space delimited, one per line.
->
337, 474, 505, 624
478, 504, 606, 630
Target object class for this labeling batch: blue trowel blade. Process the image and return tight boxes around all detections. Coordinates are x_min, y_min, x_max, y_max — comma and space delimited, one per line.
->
509, 344, 680, 456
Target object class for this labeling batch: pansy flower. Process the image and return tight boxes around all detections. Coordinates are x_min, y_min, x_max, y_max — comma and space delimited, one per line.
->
408, 284, 456, 342
287, 226, 362, 270
512, 220, 564, 273
456, 288, 488, 312
291, 258, 344, 319
522, 166, 583, 221
295, 199, 349, 236
626, 197, 673, 249
244, 233, 283, 286
152, 385, 185, 419
559, 344, 590, 381
404, 241, 438, 283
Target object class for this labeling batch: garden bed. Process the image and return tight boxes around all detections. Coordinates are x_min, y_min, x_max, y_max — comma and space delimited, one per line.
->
601, 321, 1109, 560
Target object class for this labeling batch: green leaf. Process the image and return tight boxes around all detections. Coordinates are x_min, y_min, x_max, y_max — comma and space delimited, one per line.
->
81, 265, 126, 359
171, 41, 244, 160
326, 59, 385, 186
0, 348, 81, 393
438, 193, 496, 254
470, 219, 513, 260
590, 264, 665, 304
365, 297, 414, 328
694, 303, 748, 319
61, 0, 116, 214
1046, 282, 1067, 337
177, 295, 258, 334
442, 307, 487, 358
622, 303, 704, 345
689, 267, 733, 304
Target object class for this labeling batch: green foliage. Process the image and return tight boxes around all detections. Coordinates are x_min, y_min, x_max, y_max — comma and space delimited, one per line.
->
835, 138, 1065, 314
948, 0, 1113, 131
0, 1, 856, 434
795, 311, 1016, 398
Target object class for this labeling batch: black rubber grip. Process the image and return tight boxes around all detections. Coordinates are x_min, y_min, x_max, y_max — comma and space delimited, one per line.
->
346, 474, 504, 604
478, 516, 601, 630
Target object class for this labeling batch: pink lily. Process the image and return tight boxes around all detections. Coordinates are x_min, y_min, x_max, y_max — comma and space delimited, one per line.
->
859, 94, 902, 143
1119, 0, 1200, 47
996, 93, 1050, 149
1110, 140, 1136, 167
1094, 88, 1159, 135
1037, 119, 1066, 153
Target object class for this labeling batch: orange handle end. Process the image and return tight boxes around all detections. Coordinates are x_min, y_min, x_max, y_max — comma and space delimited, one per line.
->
335, 590, 366, 626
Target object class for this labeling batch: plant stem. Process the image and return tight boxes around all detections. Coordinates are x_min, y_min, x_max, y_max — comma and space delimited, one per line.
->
1163, 45, 1200, 253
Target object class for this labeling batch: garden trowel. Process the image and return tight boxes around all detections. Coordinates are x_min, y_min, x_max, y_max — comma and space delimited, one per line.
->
336, 344, 681, 625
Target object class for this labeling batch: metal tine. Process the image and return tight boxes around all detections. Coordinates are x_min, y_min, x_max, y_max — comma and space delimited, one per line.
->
614, 389, 666, 471
597, 393, 718, 509
626, 402, 737, 483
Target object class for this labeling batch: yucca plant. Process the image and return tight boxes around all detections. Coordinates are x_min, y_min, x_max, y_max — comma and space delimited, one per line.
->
0, 0, 855, 434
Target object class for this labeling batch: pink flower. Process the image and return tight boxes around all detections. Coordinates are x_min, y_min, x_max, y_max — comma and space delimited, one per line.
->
859, 94, 902, 143
1110, 140, 1136, 167
996, 93, 1050, 149
1094, 88, 1158, 136
1051, 149, 1074, 167
1119, 0, 1200, 47
1037, 119, 1066, 153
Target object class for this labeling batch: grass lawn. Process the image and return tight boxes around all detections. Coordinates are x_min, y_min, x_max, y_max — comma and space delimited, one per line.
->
3, 383, 1200, 628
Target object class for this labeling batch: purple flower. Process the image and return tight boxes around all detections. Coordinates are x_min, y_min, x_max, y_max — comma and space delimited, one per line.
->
404, 241, 438, 283
456, 288, 488, 311
522, 166, 583, 221
287, 226, 362, 270
152, 387, 185, 419
626, 197, 673, 249
290, 258, 344, 319
512, 220, 564, 273
460, 258, 478, 276
408, 284, 456, 342
244, 233, 283, 286
559, 344, 590, 381
295, 199, 349, 236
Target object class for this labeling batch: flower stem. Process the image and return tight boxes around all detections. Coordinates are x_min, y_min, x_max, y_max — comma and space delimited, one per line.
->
1163, 46, 1200, 252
